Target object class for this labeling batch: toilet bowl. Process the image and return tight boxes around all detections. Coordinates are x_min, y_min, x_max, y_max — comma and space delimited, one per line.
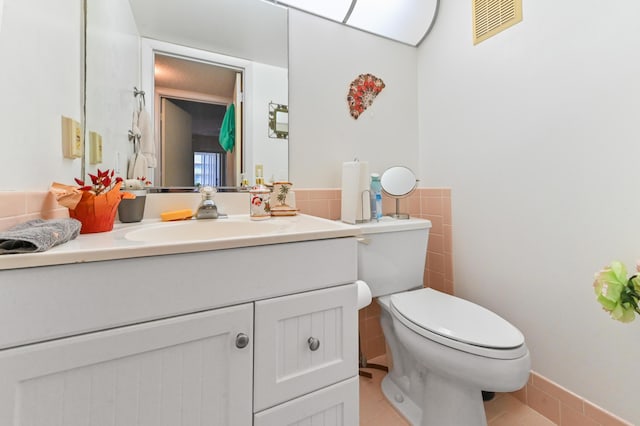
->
357, 218, 530, 426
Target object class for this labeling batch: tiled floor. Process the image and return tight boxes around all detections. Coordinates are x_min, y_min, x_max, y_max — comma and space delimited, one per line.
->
359, 356, 555, 426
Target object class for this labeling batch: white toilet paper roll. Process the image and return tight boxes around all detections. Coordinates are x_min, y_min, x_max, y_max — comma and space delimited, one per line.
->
356, 280, 372, 310
341, 161, 360, 224
341, 161, 371, 224
357, 162, 371, 222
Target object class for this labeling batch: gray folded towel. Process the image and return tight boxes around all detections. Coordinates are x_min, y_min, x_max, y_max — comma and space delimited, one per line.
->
0, 218, 82, 254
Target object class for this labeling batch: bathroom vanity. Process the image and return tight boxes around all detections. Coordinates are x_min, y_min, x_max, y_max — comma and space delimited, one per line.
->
0, 215, 360, 425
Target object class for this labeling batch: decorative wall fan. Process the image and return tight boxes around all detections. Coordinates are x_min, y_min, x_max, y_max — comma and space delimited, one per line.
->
347, 73, 385, 119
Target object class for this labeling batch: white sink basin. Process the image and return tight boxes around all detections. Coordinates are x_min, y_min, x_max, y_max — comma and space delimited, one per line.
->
125, 217, 284, 243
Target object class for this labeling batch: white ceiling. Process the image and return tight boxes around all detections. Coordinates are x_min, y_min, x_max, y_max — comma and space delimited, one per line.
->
128, 0, 288, 68
128, 0, 439, 61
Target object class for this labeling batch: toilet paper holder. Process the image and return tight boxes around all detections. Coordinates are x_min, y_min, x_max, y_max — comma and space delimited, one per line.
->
340, 159, 372, 224
356, 280, 388, 378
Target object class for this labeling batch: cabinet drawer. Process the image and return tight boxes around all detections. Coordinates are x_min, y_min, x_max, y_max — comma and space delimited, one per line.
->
254, 283, 358, 411
254, 377, 359, 426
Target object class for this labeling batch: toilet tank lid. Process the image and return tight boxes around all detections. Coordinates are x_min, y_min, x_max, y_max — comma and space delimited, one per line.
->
391, 288, 525, 349
357, 217, 431, 235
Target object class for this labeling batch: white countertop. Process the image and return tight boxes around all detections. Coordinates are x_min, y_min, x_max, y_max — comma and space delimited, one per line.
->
0, 214, 360, 270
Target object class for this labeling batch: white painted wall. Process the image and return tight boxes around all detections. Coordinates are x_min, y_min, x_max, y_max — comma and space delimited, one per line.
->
85, 0, 139, 180
0, 0, 81, 190
288, 10, 419, 188
418, 1, 640, 423
249, 63, 288, 183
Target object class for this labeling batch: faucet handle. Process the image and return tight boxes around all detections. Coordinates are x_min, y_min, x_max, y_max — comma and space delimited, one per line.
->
200, 186, 217, 199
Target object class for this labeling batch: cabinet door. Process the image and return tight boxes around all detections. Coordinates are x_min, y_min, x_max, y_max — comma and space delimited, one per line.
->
254, 377, 359, 426
0, 304, 253, 426
254, 283, 358, 412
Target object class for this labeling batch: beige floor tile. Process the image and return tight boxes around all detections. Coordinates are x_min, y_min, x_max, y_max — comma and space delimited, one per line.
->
360, 356, 555, 426
489, 409, 556, 426
487, 394, 556, 426
484, 393, 514, 423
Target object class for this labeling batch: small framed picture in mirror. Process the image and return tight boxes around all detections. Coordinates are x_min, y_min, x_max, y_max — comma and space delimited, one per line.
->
269, 102, 288, 139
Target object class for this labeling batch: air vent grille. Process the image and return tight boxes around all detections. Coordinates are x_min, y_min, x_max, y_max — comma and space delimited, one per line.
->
473, 0, 522, 45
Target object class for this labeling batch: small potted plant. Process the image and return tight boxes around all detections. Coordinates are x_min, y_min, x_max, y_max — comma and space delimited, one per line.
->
51, 169, 132, 233
118, 177, 151, 223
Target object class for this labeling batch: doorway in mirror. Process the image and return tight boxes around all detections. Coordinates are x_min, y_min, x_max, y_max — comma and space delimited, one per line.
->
160, 97, 237, 187
155, 53, 243, 187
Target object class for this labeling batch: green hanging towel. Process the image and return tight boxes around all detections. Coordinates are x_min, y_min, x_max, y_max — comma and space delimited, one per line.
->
219, 103, 235, 152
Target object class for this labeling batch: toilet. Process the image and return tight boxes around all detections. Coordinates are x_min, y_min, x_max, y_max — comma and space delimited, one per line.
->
357, 217, 530, 426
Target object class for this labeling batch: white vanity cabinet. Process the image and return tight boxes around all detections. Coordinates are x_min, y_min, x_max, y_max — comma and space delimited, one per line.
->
254, 377, 359, 426
254, 284, 358, 409
253, 284, 359, 425
0, 236, 359, 425
0, 304, 254, 425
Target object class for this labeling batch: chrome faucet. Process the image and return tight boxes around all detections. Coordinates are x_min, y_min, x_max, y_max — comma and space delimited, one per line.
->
196, 186, 220, 219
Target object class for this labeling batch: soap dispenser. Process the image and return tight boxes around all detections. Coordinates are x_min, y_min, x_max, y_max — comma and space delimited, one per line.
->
249, 167, 271, 220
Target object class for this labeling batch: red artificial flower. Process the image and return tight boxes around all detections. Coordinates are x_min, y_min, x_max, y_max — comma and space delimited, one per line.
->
74, 168, 123, 195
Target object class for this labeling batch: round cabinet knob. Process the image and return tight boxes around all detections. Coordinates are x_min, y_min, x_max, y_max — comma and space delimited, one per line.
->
235, 333, 250, 349
307, 337, 320, 351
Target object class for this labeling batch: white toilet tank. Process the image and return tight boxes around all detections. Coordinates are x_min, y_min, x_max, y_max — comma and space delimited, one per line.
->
357, 217, 431, 297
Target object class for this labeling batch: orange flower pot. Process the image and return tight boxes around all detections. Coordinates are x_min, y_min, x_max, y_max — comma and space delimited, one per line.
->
68, 182, 125, 234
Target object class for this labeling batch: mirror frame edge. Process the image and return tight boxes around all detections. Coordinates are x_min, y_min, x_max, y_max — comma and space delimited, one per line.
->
80, 0, 87, 182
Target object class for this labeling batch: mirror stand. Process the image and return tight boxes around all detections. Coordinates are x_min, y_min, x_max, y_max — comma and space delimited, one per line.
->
380, 166, 418, 220
389, 199, 410, 219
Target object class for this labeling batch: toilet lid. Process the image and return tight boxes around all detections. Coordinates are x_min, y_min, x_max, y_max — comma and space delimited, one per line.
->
390, 288, 524, 350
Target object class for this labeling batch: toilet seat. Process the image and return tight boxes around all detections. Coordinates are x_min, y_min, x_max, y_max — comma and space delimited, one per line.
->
388, 288, 527, 360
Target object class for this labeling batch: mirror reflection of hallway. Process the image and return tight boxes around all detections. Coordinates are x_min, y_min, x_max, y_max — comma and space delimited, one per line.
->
161, 98, 235, 187
154, 54, 243, 187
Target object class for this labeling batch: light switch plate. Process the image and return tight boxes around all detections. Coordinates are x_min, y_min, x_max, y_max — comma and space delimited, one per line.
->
89, 131, 103, 164
61, 116, 83, 159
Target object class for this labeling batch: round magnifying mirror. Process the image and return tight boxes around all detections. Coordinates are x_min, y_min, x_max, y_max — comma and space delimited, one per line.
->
380, 166, 417, 219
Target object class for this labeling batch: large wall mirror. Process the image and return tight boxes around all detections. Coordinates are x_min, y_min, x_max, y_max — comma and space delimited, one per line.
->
85, 0, 288, 189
